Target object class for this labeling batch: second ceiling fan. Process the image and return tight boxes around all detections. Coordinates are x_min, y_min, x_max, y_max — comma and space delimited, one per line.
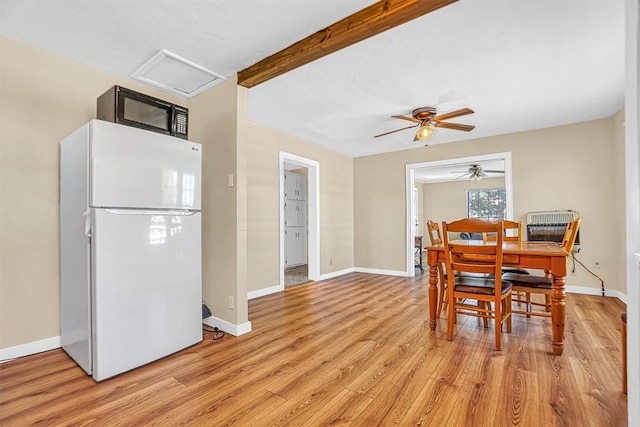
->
374, 107, 475, 142
452, 164, 504, 181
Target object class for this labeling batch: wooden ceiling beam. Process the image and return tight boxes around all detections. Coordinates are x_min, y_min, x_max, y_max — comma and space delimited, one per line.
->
237, 0, 457, 88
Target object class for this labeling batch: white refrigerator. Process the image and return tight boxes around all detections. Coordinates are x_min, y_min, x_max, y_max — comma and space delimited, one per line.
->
60, 120, 202, 381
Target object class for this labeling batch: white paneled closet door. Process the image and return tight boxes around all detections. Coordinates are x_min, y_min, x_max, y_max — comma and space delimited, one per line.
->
285, 200, 306, 227
284, 172, 307, 267
285, 227, 307, 267
284, 172, 306, 200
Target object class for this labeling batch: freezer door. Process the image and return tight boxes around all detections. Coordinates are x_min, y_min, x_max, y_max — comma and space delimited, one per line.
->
91, 209, 202, 381
90, 120, 201, 210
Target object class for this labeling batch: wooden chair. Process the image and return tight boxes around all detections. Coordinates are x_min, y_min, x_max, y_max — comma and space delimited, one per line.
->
442, 218, 513, 350
483, 220, 529, 306
482, 219, 522, 242
482, 220, 529, 273
502, 217, 582, 317
428, 220, 492, 323
426, 220, 448, 318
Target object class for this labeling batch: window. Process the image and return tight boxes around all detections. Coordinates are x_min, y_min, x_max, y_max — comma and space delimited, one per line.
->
466, 188, 506, 220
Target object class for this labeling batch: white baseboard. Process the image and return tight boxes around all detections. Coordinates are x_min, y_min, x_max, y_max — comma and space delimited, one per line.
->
354, 267, 410, 277
203, 316, 252, 336
247, 268, 357, 299
566, 285, 627, 303
318, 267, 355, 281
0, 336, 61, 363
248, 284, 283, 300
614, 290, 628, 304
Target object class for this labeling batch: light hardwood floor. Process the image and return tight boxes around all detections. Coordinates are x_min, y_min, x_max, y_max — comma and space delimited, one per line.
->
0, 273, 628, 426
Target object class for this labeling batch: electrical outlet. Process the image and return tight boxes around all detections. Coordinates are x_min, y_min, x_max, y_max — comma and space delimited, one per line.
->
227, 173, 234, 187
228, 295, 234, 310
594, 261, 601, 270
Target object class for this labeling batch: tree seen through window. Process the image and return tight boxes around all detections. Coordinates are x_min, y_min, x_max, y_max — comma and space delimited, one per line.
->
466, 188, 506, 220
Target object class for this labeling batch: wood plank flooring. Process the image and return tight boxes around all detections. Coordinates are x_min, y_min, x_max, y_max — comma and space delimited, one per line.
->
0, 272, 628, 426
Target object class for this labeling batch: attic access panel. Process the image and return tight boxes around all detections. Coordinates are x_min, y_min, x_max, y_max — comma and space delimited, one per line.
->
132, 50, 226, 98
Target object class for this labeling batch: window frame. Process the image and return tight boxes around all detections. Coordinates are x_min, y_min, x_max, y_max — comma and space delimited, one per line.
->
466, 187, 507, 221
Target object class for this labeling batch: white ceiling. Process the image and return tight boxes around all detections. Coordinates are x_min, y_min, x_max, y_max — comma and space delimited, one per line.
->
0, 0, 625, 158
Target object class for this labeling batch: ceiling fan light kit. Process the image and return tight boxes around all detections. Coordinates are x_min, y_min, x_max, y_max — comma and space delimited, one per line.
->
469, 170, 485, 181
415, 124, 435, 141
373, 107, 476, 142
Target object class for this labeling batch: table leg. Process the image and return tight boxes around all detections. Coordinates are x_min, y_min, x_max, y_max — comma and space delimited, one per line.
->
551, 275, 566, 355
429, 265, 439, 330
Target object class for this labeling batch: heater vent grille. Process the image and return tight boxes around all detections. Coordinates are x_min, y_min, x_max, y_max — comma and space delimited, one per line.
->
526, 210, 579, 225
526, 210, 580, 250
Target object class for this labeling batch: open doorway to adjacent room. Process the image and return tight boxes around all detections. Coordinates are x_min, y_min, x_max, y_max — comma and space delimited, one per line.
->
405, 152, 513, 276
279, 152, 320, 288
284, 164, 309, 286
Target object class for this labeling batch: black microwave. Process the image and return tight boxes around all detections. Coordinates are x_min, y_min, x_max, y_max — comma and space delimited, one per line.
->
97, 85, 188, 139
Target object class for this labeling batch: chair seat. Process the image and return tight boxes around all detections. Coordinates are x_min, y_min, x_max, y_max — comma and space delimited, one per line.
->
454, 276, 513, 295
501, 273, 552, 289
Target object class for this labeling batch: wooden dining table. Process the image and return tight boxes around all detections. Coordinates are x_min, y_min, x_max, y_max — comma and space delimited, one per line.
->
426, 240, 571, 355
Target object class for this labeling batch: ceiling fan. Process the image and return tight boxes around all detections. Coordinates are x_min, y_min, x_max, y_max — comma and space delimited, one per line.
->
452, 164, 504, 181
373, 107, 475, 143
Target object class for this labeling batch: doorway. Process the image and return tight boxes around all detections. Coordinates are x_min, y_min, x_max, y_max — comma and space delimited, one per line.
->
284, 165, 309, 286
279, 152, 320, 289
405, 152, 513, 276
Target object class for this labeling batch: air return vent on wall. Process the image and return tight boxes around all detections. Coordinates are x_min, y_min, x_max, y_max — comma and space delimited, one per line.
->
131, 50, 226, 98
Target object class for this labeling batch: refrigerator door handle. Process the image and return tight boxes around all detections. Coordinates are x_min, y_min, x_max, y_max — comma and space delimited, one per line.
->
104, 208, 198, 216
83, 210, 92, 237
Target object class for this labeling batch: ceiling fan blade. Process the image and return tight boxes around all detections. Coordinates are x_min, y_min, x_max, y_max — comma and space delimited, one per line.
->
433, 122, 475, 132
392, 115, 422, 123
454, 172, 471, 181
373, 124, 418, 138
432, 108, 474, 122
413, 134, 419, 142
483, 169, 505, 174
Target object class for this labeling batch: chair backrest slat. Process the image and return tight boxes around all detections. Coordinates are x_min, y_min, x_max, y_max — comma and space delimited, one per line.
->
443, 218, 505, 280
483, 219, 522, 242
426, 220, 443, 245
561, 217, 581, 253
